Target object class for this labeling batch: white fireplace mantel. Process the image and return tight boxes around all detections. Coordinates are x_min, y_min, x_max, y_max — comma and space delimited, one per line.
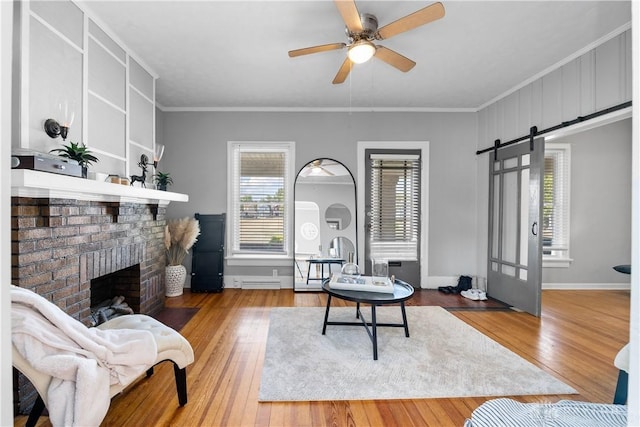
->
12, 169, 189, 206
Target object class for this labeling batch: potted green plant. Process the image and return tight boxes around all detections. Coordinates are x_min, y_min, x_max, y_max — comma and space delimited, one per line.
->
154, 171, 173, 191
49, 141, 99, 178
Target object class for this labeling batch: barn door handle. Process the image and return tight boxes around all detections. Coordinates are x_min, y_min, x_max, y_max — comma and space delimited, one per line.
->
531, 221, 538, 236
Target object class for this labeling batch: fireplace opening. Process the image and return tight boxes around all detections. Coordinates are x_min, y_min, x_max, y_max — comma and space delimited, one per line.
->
90, 264, 141, 326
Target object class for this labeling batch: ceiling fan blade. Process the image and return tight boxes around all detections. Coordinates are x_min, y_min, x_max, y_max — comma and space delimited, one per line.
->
289, 43, 346, 58
334, 0, 363, 33
376, 2, 445, 40
374, 46, 416, 72
332, 57, 353, 84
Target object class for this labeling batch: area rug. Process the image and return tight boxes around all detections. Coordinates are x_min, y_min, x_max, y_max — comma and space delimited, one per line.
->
258, 306, 576, 401
153, 307, 199, 331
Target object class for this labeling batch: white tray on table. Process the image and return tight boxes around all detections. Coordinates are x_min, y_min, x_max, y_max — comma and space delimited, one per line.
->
328, 274, 394, 293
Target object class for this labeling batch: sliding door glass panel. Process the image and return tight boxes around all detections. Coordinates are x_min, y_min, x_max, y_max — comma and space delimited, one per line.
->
491, 174, 500, 259
501, 170, 518, 264
519, 168, 530, 267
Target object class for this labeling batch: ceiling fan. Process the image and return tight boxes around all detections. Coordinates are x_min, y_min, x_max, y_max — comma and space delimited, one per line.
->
288, 0, 445, 84
300, 159, 339, 177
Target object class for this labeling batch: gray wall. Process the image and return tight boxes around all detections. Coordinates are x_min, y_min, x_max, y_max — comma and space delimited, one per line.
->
160, 111, 478, 283
543, 118, 631, 284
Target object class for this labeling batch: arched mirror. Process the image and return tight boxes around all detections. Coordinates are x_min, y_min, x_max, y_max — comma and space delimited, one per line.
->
294, 159, 356, 291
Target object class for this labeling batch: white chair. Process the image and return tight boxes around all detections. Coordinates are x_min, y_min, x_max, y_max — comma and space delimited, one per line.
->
13, 312, 194, 427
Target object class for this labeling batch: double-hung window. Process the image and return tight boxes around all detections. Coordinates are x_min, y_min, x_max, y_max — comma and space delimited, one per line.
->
228, 142, 294, 258
542, 143, 571, 267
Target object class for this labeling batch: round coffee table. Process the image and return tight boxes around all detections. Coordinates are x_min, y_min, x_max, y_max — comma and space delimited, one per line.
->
321, 279, 415, 360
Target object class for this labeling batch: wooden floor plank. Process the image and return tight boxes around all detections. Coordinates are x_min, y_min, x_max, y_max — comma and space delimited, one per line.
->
15, 288, 630, 426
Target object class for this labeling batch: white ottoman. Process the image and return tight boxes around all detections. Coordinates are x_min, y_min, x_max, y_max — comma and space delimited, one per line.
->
97, 314, 195, 403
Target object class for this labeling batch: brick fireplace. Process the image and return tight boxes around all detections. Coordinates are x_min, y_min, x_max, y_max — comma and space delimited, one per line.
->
10, 169, 189, 414
11, 197, 167, 325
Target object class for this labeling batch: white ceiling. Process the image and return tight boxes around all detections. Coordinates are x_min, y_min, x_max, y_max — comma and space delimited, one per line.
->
79, 1, 631, 111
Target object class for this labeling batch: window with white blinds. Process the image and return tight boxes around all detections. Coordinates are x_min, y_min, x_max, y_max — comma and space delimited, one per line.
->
543, 144, 571, 263
229, 142, 293, 256
369, 154, 420, 260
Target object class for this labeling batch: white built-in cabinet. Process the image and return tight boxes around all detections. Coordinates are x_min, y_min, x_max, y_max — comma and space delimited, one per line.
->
17, 0, 158, 186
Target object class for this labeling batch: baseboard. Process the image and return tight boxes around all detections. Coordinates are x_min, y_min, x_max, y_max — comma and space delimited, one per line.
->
542, 282, 630, 290
224, 275, 293, 289
424, 275, 487, 290
424, 276, 458, 289
220, 276, 628, 291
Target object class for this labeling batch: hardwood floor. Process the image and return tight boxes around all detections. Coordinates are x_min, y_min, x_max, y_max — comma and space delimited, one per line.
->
17, 288, 630, 426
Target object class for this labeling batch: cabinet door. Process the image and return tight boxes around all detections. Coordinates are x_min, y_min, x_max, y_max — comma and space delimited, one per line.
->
191, 213, 225, 292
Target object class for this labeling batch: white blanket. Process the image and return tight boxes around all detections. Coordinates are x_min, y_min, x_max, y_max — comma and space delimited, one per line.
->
11, 285, 157, 427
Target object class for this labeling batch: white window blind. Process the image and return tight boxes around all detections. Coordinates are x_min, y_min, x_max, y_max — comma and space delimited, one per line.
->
369, 154, 420, 260
543, 145, 570, 260
230, 144, 291, 255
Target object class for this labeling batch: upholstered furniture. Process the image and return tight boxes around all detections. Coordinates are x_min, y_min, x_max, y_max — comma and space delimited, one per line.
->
11, 286, 194, 427
613, 343, 629, 404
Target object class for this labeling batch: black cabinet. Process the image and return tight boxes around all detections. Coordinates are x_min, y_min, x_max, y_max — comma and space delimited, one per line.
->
191, 213, 225, 292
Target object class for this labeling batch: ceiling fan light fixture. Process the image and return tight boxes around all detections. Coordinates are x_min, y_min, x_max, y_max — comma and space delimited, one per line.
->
348, 40, 375, 64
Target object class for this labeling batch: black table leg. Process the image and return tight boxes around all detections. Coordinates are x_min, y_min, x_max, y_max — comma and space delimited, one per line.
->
400, 302, 410, 337
371, 305, 378, 360
356, 301, 360, 319
322, 294, 332, 334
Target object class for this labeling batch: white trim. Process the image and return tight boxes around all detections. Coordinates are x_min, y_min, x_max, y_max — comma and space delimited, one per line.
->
129, 84, 154, 105
29, 9, 83, 53
226, 141, 296, 260
477, 22, 632, 111
1, 3, 14, 424
129, 140, 154, 153
629, 2, 640, 423
152, 75, 157, 167
424, 276, 459, 289
542, 282, 630, 290
125, 54, 131, 178
87, 33, 126, 67
72, 0, 159, 79
88, 90, 127, 115
158, 106, 477, 113
20, 0, 30, 149
88, 147, 126, 162
357, 141, 430, 289
12, 169, 187, 204
82, 12, 89, 146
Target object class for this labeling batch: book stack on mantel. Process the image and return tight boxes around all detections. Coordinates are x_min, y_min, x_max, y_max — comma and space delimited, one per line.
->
328, 274, 394, 293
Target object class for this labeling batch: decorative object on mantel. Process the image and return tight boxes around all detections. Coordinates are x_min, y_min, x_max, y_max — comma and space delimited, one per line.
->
130, 154, 149, 188
49, 141, 99, 179
164, 217, 201, 297
154, 171, 173, 191
12, 149, 83, 177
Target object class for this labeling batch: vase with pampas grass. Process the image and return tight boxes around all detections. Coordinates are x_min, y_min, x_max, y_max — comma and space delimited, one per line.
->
164, 217, 200, 297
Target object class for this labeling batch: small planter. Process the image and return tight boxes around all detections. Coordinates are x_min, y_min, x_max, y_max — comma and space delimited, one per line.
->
166, 265, 187, 297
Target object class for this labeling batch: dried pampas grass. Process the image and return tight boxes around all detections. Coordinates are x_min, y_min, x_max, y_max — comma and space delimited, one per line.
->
165, 217, 200, 265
